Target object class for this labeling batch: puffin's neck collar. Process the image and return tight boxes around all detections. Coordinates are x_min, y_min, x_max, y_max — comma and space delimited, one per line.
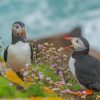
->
72, 48, 89, 57
12, 34, 26, 44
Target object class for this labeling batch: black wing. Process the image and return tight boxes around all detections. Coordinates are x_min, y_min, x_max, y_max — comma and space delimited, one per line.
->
75, 55, 100, 91
29, 43, 33, 63
4, 46, 8, 62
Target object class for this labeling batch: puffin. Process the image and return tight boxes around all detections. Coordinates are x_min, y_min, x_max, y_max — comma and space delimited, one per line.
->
4, 21, 33, 74
64, 36, 100, 96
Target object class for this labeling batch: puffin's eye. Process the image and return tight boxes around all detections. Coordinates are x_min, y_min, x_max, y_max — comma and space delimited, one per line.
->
16, 26, 19, 29
76, 40, 78, 43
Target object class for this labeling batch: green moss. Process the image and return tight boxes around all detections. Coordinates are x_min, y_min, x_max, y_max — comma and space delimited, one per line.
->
31, 64, 60, 82
39, 65, 60, 82
15, 91, 27, 98
69, 80, 82, 91
26, 83, 46, 97
0, 56, 3, 62
0, 77, 16, 98
0, 77, 27, 98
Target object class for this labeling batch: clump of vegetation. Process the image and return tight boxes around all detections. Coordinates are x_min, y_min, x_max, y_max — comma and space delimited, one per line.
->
39, 65, 60, 82
0, 77, 27, 98
27, 83, 45, 97
0, 77, 15, 98
0, 41, 99, 99
0, 41, 82, 99
0, 56, 3, 62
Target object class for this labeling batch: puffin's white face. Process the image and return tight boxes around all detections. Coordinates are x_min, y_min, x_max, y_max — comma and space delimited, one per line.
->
71, 38, 86, 51
12, 24, 25, 36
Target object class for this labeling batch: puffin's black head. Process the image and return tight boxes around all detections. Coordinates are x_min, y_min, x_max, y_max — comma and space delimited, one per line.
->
64, 36, 89, 55
13, 21, 25, 28
12, 21, 26, 44
12, 21, 26, 40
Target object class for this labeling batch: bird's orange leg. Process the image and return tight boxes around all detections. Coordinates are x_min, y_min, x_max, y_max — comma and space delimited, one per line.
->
62, 89, 93, 96
70, 89, 93, 96
82, 89, 94, 95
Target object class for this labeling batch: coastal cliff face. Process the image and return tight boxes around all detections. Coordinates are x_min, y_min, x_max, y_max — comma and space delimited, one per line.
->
89, 49, 100, 60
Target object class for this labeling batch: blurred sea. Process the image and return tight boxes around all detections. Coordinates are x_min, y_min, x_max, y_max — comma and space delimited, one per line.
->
0, 0, 100, 52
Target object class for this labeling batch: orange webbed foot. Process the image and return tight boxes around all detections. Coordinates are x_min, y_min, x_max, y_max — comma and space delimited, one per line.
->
61, 89, 93, 96
82, 89, 93, 95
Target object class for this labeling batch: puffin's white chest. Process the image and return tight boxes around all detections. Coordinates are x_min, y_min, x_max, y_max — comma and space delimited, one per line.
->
7, 41, 31, 72
69, 56, 76, 77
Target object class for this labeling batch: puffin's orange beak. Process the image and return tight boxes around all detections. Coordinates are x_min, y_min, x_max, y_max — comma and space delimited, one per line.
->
24, 31, 26, 40
64, 35, 73, 40
64, 36, 74, 51
19, 31, 26, 40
